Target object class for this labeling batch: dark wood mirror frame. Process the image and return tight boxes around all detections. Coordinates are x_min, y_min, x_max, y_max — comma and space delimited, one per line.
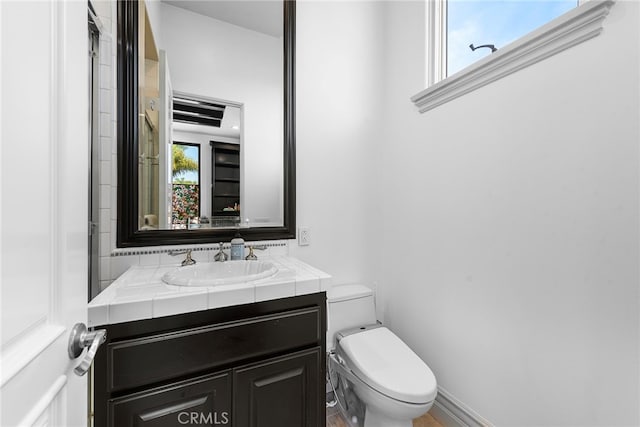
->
117, 0, 296, 247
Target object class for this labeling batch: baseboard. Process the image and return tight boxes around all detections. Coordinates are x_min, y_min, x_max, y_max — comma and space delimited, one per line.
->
430, 387, 493, 427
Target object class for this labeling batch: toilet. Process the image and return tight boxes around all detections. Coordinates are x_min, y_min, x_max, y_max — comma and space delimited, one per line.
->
327, 285, 437, 427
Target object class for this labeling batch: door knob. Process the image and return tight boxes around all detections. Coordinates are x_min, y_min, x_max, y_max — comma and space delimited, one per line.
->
67, 323, 106, 376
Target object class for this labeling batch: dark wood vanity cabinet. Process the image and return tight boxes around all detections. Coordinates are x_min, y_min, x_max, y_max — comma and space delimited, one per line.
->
93, 293, 326, 427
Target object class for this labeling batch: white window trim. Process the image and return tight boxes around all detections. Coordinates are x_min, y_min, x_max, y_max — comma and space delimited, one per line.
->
412, 0, 615, 113
425, 0, 448, 88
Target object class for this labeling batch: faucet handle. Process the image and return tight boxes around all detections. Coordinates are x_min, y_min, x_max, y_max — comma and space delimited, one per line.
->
214, 242, 228, 262
245, 246, 258, 260
181, 249, 196, 266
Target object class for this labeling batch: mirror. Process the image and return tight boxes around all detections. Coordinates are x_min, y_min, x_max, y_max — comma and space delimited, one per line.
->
117, 0, 295, 246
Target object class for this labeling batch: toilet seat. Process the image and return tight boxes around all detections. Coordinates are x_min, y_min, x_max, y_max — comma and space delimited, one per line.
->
337, 327, 437, 404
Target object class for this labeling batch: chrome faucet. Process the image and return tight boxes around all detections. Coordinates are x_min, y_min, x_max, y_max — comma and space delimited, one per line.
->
168, 249, 196, 266
214, 242, 228, 262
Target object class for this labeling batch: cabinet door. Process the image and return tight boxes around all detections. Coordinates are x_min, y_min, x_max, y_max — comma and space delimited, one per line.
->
234, 348, 322, 427
109, 371, 231, 427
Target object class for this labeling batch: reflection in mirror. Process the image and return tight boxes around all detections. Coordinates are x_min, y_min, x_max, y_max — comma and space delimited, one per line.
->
118, 0, 295, 246
171, 95, 242, 229
137, 0, 282, 231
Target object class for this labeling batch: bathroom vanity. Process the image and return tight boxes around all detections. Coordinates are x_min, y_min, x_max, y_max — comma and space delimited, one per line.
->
90, 256, 330, 427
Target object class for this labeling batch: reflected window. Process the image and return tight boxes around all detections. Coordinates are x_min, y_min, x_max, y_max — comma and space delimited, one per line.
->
171, 142, 200, 228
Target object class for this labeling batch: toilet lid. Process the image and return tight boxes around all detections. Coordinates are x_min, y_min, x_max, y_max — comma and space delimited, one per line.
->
338, 327, 437, 404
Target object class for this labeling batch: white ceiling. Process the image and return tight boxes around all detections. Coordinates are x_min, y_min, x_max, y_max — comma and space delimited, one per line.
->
162, 1, 283, 38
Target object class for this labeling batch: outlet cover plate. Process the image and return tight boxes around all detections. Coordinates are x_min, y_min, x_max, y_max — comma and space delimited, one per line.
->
298, 226, 310, 246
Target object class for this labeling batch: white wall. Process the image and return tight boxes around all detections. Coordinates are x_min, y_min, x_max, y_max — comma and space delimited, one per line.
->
379, 1, 640, 425
159, 3, 283, 226
144, 0, 162, 44
288, 0, 385, 288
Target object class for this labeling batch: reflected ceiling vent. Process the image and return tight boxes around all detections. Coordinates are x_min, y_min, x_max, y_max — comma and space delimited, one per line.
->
173, 95, 226, 127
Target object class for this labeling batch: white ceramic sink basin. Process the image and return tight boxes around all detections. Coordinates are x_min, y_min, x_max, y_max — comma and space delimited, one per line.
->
161, 260, 278, 287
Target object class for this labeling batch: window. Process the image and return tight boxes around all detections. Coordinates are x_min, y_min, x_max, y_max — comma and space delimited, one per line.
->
414, 0, 615, 112
448, 0, 577, 76
171, 142, 200, 228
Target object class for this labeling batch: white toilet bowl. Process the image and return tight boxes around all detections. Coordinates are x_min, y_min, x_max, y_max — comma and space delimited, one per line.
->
327, 286, 437, 427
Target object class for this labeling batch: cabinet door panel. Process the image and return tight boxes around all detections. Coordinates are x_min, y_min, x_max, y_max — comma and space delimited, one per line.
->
109, 371, 231, 427
234, 348, 322, 427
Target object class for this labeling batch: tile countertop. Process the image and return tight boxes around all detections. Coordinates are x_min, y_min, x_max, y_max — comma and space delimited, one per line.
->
88, 256, 332, 327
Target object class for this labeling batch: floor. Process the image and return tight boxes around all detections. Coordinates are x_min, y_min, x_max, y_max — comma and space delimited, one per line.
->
326, 407, 443, 427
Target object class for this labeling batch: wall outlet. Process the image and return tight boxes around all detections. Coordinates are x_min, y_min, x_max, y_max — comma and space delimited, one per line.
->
298, 226, 311, 246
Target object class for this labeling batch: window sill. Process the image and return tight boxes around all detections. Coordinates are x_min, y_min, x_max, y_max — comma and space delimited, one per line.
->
411, 0, 615, 113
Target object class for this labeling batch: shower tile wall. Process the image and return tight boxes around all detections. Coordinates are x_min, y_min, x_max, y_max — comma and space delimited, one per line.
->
91, 0, 118, 292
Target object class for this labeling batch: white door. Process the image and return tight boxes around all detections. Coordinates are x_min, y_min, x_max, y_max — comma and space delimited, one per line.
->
1, 1, 91, 426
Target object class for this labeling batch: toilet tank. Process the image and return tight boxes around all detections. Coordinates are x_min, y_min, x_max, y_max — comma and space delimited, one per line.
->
327, 284, 377, 350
